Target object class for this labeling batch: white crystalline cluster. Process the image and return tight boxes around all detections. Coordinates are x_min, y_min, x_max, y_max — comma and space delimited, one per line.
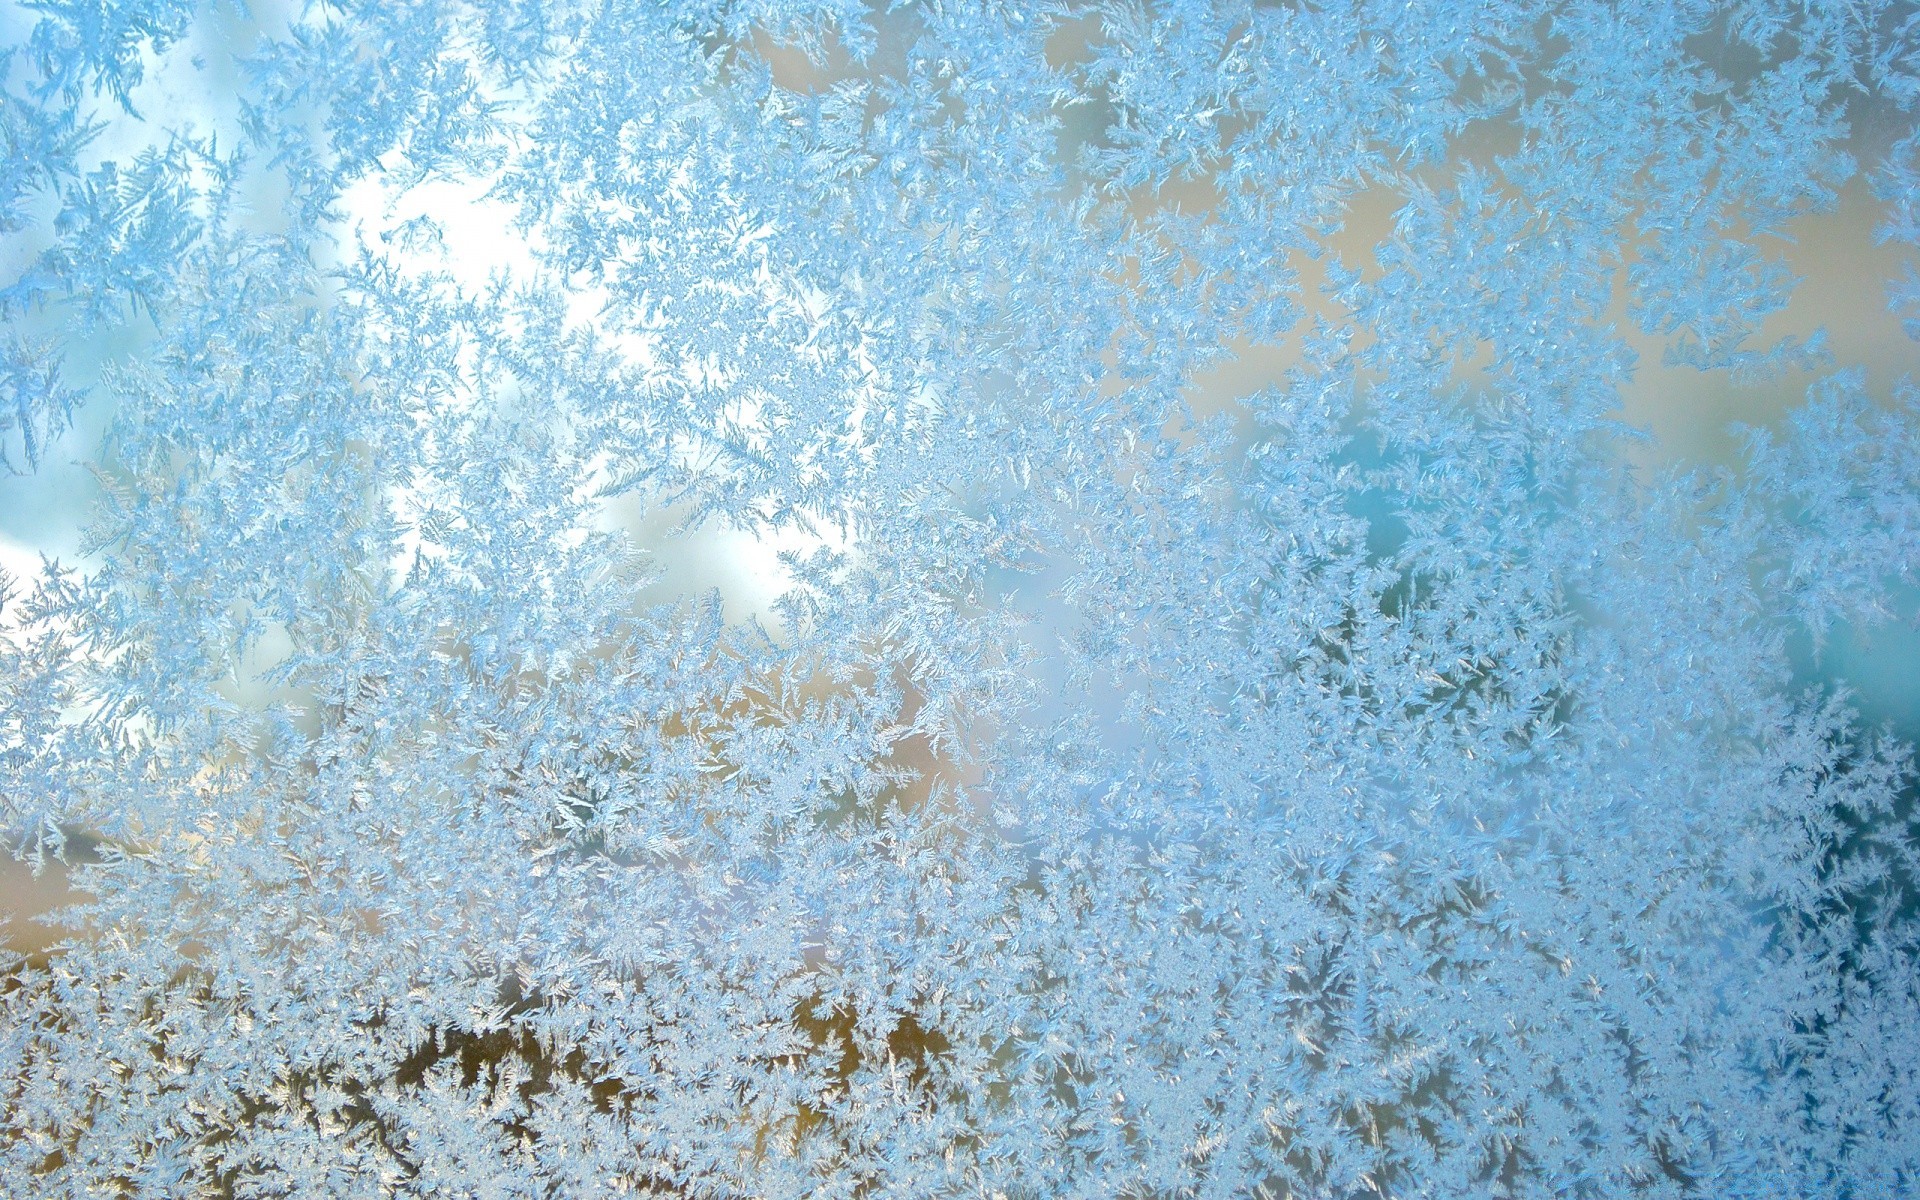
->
2, 2, 1918, 1195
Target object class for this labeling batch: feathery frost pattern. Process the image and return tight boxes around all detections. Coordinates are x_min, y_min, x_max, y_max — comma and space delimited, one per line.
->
2, 1, 1918, 1196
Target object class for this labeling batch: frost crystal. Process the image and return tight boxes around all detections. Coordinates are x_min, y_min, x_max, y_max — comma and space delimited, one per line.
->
2, 1, 1918, 1196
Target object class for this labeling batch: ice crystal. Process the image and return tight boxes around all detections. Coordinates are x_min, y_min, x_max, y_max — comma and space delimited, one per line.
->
2, 1, 1917, 1196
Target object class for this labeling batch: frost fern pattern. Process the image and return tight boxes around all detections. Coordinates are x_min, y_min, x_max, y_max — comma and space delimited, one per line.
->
2, 1, 1918, 1197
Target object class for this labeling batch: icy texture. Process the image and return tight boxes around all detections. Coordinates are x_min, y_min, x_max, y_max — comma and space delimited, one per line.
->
2, 1, 1918, 1196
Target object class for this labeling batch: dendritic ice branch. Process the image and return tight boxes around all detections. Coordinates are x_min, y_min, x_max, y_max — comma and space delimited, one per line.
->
1, 2, 1917, 1196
